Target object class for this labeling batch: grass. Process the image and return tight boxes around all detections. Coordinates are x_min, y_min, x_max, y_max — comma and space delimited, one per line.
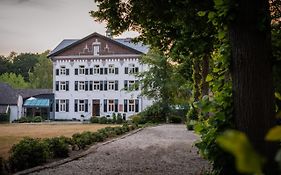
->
0, 123, 117, 159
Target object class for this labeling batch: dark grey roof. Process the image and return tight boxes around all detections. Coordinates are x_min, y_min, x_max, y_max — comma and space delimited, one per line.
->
49, 39, 77, 56
0, 105, 8, 114
114, 38, 149, 54
48, 32, 149, 57
16, 89, 53, 99
0, 83, 18, 105
0, 82, 53, 105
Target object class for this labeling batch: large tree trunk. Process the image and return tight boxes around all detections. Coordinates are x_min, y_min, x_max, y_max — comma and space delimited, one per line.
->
201, 55, 209, 97
193, 58, 201, 101
229, 0, 278, 173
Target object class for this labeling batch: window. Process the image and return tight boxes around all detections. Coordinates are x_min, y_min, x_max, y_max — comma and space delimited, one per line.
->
128, 80, 135, 90
108, 100, 114, 112
79, 65, 85, 74
94, 65, 100, 74
93, 45, 100, 56
108, 81, 115, 90
57, 99, 69, 112
79, 100, 85, 112
60, 81, 66, 91
60, 66, 66, 75
60, 100, 66, 112
129, 100, 135, 112
108, 64, 115, 74
79, 81, 85, 90
93, 81, 100, 90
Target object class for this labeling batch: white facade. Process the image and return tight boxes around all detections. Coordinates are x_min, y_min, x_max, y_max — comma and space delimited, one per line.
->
50, 33, 152, 120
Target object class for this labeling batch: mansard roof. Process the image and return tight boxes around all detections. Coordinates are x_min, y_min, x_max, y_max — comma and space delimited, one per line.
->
48, 32, 148, 57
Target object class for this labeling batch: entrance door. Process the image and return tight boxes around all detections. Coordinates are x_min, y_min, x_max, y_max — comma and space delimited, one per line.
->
92, 99, 100, 117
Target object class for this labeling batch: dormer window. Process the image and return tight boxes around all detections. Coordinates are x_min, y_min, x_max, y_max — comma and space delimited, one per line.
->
92, 39, 101, 56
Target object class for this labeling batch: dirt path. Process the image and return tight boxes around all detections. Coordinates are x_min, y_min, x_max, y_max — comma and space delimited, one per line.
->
30, 125, 209, 175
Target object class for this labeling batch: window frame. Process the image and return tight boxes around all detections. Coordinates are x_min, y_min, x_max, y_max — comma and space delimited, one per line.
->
60, 66, 66, 75
94, 65, 100, 74
108, 64, 115, 74
108, 81, 115, 90
60, 81, 66, 91
93, 81, 100, 90
59, 99, 66, 112
79, 100, 85, 112
108, 99, 114, 112
79, 81, 85, 91
79, 65, 85, 75
128, 99, 135, 112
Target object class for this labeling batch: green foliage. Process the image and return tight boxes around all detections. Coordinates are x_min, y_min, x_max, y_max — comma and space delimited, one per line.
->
28, 53, 53, 89
131, 115, 142, 125
138, 102, 166, 123
0, 113, 9, 123
169, 115, 182, 123
265, 126, 281, 141
44, 136, 70, 158
72, 131, 96, 149
116, 114, 123, 124
99, 116, 108, 124
15, 116, 43, 123
9, 137, 49, 171
0, 73, 29, 89
217, 130, 265, 175
90, 116, 99, 123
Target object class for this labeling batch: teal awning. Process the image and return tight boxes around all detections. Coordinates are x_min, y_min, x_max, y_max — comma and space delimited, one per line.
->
23, 98, 50, 108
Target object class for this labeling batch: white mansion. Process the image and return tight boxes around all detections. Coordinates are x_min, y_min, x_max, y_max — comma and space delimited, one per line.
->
48, 32, 152, 120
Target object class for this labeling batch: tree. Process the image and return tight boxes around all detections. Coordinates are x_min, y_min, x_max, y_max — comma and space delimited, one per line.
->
0, 56, 12, 75
0, 73, 29, 89
92, 0, 278, 173
11, 53, 40, 81
28, 51, 53, 89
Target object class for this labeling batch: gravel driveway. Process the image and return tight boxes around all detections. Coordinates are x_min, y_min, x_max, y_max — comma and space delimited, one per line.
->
30, 124, 209, 175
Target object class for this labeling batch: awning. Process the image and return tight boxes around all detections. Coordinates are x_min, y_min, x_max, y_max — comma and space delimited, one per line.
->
23, 97, 50, 108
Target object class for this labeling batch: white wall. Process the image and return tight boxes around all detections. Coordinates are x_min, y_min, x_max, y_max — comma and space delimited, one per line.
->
9, 105, 18, 122
53, 57, 152, 120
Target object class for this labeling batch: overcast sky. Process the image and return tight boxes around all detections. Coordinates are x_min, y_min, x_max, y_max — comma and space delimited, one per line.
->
0, 0, 138, 56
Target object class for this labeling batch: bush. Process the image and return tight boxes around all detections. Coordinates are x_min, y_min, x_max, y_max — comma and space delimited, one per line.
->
131, 115, 141, 124
92, 132, 106, 142
0, 114, 9, 123
72, 131, 96, 150
138, 103, 166, 123
116, 115, 123, 124
90, 117, 99, 123
44, 136, 70, 158
169, 115, 182, 123
9, 137, 49, 171
99, 116, 107, 124
107, 118, 113, 124
33, 116, 42, 122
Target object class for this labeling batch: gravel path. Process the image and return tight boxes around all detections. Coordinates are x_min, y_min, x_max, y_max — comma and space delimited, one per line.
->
30, 125, 209, 175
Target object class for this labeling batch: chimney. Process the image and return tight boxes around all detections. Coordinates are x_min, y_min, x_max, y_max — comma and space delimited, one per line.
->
106, 28, 113, 38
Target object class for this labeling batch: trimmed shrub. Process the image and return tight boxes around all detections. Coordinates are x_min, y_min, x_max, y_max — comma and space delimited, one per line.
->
72, 131, 96, 150
169, 115, 182, 123
0, 114, 9, 123
44, 136, 70, 158
9, 137, 49, 171
90, 117, 99, 123
112, 114, 117, 123
107, 118, 113, 124
114, 127, 124, 135
99, 116, 107, 124
33, 116, 42, 122
92, 132, 106, 142
116, 115, 123, 124
131, 115, 142, 124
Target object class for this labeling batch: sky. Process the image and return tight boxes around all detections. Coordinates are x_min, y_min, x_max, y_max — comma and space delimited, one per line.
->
0, 0, 138, 56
